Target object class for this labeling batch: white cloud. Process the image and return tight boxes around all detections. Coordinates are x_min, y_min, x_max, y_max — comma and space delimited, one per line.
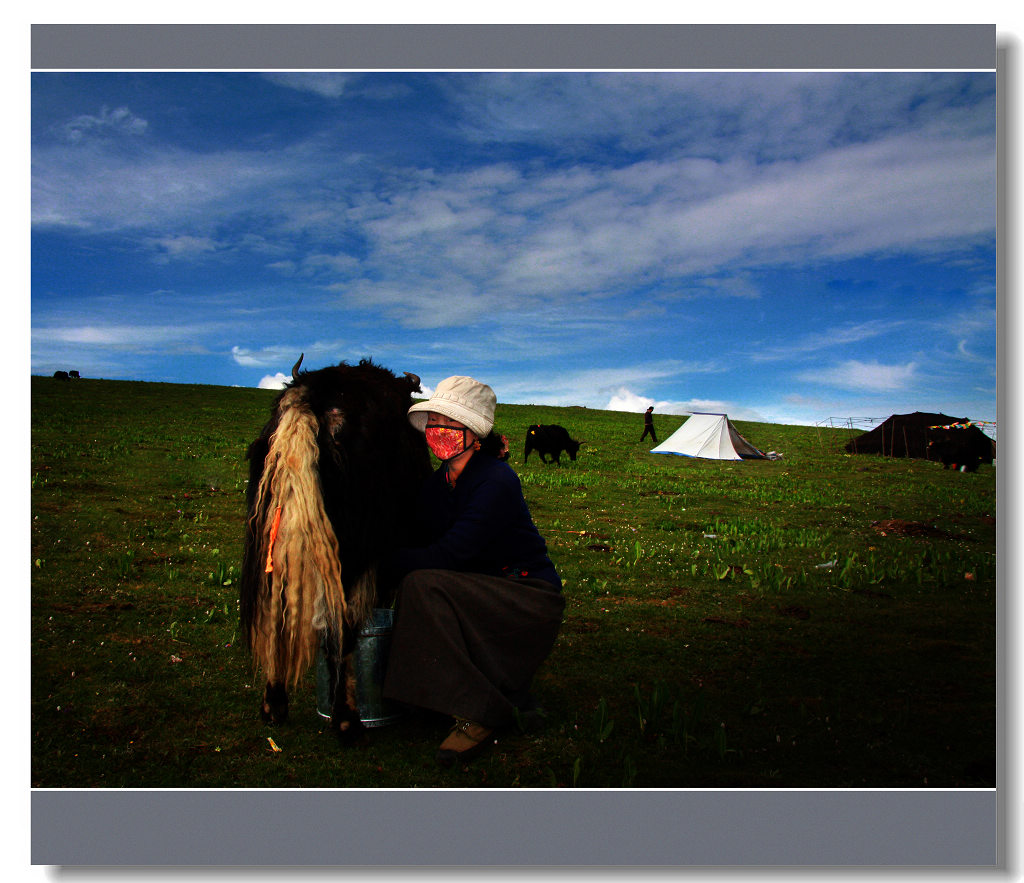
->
298, 252, 361, 276
450, 72, 994, 164
751, 319, 910, 362
33, 85, 994, 317
957, 340, 985, 362
492, 361, 713, 408
803, 359, 919, 392
309, 131, 993, 328
149, 234, 220, 260
232, 345, 311, 371
604, 387, 755, 419
34, 323, 197, 346
60, 106, 148, 143
258, 373, 291, 390
606, 387, 655, 412
262, 73, 355, 99
333, 278, 504, 330
32, 140, 316, 234
231, 346, 265, 367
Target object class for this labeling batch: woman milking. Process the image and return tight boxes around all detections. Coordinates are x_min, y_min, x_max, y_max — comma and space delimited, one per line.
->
383, 375, 565, 766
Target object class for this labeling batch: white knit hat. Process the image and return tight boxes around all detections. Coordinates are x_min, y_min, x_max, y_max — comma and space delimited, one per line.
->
408, 375, 496, 438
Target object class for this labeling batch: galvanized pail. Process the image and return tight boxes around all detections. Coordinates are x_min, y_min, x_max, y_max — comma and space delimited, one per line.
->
315, 608, 404, 727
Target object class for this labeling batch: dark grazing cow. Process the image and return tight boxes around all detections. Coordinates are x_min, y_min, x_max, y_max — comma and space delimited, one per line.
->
928, 436, 982, 473
52, 370, 70, 380
239, 356, 432, 740
524, 424, 581, 464
68, 370, 81, 379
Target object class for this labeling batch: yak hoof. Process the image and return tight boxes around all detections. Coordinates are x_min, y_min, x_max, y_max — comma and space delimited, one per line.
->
330, 714, 367, 746
261, 683, 289, 724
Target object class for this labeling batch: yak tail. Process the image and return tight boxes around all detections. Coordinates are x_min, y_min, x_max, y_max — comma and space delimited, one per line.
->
246, 385, 349, 689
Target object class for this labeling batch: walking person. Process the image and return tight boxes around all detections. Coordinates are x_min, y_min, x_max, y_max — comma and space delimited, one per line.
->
641, 405, 658, 444
382, 375, 565, 766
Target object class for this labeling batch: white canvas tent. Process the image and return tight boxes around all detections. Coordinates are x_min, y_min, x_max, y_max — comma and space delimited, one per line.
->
650, 412, 766, 461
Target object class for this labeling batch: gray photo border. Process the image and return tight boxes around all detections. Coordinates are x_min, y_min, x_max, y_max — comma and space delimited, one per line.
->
29, 23, 1003, 870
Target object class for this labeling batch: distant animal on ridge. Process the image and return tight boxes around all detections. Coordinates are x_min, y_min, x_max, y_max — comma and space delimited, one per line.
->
52, 371, 70, 380
239, 356, 432, 740
928, 434, 982, 473
524, 424, 581, 464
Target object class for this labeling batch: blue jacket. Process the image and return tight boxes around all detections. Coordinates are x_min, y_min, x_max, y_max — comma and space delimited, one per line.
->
396, 452, 561, 589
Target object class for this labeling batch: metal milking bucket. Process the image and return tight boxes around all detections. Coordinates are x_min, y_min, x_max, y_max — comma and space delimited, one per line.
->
315, 608, 404, 727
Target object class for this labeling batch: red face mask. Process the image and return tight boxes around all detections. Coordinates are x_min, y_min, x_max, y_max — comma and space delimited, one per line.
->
425, 424, 470, 462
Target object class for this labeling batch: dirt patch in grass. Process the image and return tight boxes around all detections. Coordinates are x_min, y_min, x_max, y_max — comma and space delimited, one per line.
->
702, 616, 752, 628
870, 518, 969, 539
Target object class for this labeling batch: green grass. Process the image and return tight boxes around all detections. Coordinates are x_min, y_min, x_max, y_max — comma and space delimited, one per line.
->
31, 376, 997, 788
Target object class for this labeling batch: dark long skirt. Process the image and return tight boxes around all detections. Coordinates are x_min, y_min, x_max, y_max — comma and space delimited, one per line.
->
382, 569, 565, 728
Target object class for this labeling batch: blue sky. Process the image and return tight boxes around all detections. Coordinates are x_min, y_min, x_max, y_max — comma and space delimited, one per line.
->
31, 70, 997, 427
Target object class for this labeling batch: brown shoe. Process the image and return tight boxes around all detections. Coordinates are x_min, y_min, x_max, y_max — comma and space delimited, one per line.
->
436, 718, 494, 767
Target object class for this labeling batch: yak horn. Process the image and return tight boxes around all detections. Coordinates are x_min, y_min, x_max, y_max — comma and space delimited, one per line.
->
403, 371, 421, 391
291, 353, 304, 378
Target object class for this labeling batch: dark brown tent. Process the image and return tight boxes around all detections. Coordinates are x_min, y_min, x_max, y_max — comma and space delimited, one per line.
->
844, 411, 995, 463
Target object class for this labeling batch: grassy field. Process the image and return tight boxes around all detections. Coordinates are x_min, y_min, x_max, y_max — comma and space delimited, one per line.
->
30, 375, 997, 788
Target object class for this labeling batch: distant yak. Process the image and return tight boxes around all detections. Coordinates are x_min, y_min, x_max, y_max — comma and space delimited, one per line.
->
524, 424, 581, 464
927, 429, 989, 473
239, 356, 431, 740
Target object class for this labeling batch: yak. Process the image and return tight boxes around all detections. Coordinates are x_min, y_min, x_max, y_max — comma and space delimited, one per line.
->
927, 436, 982, 473
524, 424, 581, 464
239, 356, 432, 740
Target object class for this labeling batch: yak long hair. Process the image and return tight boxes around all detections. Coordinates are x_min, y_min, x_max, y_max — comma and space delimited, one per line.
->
245, 383, 352, 689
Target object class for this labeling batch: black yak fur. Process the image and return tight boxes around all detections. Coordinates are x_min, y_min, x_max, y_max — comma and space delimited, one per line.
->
927, 430, 987, 472
240, 357, 431, 740
524, 424, 581, 464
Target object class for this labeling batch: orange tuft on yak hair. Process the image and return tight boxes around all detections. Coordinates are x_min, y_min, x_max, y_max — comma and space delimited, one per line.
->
246, 385, 375, 689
